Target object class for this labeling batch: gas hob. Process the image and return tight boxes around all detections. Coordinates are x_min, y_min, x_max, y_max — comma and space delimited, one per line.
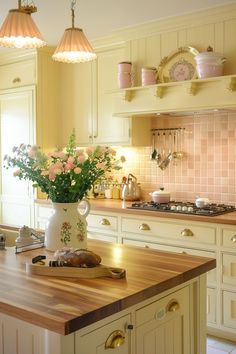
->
128, 201, 236, 216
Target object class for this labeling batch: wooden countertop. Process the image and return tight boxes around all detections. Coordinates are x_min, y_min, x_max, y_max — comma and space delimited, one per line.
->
36, 198, 236, 225
0, 240, 215, 335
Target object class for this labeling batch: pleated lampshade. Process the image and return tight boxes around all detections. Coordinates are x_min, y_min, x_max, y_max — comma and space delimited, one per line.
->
0, 9, 46, 49
52, 27, 97, 63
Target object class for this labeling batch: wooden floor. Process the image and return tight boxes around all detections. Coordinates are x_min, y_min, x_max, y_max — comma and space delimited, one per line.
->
207, 336, 236, 354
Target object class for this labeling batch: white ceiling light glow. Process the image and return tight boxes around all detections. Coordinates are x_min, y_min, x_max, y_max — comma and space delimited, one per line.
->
0, 0, 46, 49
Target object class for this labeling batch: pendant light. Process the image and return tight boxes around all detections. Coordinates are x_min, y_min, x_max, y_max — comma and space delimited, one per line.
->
0, 0, 46, 49
52, 0, 96, 64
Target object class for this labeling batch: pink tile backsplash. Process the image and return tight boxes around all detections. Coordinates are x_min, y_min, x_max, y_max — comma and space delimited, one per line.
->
115, 111, 236, 205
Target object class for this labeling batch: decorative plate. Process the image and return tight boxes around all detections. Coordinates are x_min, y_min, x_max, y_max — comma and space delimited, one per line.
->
157, 46, 199, 83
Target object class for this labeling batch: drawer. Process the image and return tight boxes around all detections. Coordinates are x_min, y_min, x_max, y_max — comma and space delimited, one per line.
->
121, 217, 216, 246
136, 286, 189, 326
223, 290, 236, 329
76, 313, 131, 353
221, 228, 236, 249
122, 238, 216, 284
87, 214, 118, 232
222, 253, 236, 285
0, 59, 36, 89
88, 232, 117, 243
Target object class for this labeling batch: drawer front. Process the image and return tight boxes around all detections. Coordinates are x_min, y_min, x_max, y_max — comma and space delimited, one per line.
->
222, 228, 236, 249
122, 238, 216, 284
76, 314, 131, 353
136, 286, 189, 326
88, 232, 117, 243
121, 217, 216, 246
223, 290, 236, 329
0, 60, 36, 89
222, 253, 236, 286
87, 214, 118, 232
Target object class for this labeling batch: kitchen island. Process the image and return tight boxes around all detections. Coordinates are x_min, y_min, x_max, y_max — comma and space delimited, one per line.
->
0, 239, 215, 354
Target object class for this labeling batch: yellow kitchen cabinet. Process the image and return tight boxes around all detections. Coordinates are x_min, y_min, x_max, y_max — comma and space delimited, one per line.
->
135, 286, 190, 354
59, 43, 151, 147
0, 48, 61, 224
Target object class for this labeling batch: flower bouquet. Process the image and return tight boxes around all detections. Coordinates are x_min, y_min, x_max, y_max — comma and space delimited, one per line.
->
4, 131, 123, 250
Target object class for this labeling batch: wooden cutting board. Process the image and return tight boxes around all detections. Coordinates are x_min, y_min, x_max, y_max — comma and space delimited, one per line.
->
26, 263, 126, 279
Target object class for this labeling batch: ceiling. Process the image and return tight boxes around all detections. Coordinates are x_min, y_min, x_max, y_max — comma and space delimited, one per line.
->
0, 0, 235, 46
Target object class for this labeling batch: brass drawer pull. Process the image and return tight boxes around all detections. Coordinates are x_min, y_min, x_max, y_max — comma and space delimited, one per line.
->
167, 300, 180, 313
12, 77, 21, 84
181, 228, 194, 237
100, 218, 110, 226
139, 223, 150, 231
231, 235, 236, 243
145, 244, 150, 248
105, 330, 125, 349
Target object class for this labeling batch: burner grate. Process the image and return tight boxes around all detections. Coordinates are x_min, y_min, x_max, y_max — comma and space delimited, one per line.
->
128, 201, 236, 216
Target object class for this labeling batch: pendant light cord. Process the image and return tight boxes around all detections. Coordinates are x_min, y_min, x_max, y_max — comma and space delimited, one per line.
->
71, 0, 77, 28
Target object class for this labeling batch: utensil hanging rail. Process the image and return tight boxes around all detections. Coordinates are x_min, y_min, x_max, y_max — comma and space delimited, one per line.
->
151, 128, 185, 132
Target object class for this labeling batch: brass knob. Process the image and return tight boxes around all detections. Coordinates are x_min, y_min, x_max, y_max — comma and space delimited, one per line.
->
231, 235, 236, 243
100, 218, 111, 226
181, 228, 194, 237
139, 223, 150, 231
12, 77, 21, 84
182, 251, 187, 254
167, 300, 180, 313
145, 245, 150, 248
105, 330, 125, 349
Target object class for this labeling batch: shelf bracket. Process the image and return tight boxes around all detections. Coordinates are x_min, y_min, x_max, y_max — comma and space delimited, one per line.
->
225, 77, 236, 92
154, 86, 164, 98
121, 90, 133, 102
184, 82, 198, 95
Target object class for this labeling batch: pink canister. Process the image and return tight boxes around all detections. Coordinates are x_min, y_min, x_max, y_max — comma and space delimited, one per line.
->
141, 67, 157, 86
118, 61, 132, 73
118, 61, 132, 89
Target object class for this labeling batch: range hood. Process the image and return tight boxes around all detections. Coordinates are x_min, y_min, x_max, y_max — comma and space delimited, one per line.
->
111, 75, 236, 117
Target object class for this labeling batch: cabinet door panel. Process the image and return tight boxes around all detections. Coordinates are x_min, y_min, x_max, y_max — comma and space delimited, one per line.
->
222, 253, 236, 285
0, 87, 35, 226
223, 290, 236, 329
95, 47, 130, 145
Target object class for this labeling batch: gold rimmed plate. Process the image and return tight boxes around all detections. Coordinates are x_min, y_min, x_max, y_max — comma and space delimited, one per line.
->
157, 46, 199, 83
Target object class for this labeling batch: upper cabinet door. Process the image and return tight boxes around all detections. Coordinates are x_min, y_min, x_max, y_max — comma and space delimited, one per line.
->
59, 61, 93, 146
94, 46, 130, 145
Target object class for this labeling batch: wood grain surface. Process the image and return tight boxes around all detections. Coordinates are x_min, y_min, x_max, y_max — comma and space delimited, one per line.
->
0, 240, 216, 335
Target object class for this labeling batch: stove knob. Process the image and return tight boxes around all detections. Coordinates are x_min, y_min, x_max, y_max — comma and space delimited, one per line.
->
182, 206, 188, 211
176, 206, 182, 211
170, 205, 176, 211
187, 206, 194, 212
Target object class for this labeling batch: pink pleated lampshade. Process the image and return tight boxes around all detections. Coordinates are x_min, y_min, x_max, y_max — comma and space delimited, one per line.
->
0, 9, 46, 49
52, 27, 97, 63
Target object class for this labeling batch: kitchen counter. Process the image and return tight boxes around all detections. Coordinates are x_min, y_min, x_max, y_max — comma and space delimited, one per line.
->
36, 198, 236, 225
0, 240, 215, 336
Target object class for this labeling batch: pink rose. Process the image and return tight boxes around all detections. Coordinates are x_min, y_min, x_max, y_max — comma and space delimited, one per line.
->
77, 153, 87, 163
74, 167, 82, 174
96, 162, 106, 170
76, 148, 84, 155
67, 156, 74, 164
41, 170, 49, 176
86, 147, 95, 155
65, 163, 75, 171
13, 169, 21, 177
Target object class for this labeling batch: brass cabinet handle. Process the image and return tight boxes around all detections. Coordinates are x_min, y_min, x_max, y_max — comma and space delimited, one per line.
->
145, 244, 150, 248
182, 251, 187, 254
100, 218, 111, 226
231, 235, 236, 243
167, 300, 180, 313
181, 228, 194, 237
139, 223, 150, 231
12, 77, 21, 84
105, 330, 125, 349
93, 135, 97, 138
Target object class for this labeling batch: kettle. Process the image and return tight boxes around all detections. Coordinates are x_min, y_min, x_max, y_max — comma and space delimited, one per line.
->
121, 173, 141, 201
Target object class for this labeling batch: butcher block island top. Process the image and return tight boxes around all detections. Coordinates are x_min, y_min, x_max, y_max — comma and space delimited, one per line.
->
0, 240, 215, 335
